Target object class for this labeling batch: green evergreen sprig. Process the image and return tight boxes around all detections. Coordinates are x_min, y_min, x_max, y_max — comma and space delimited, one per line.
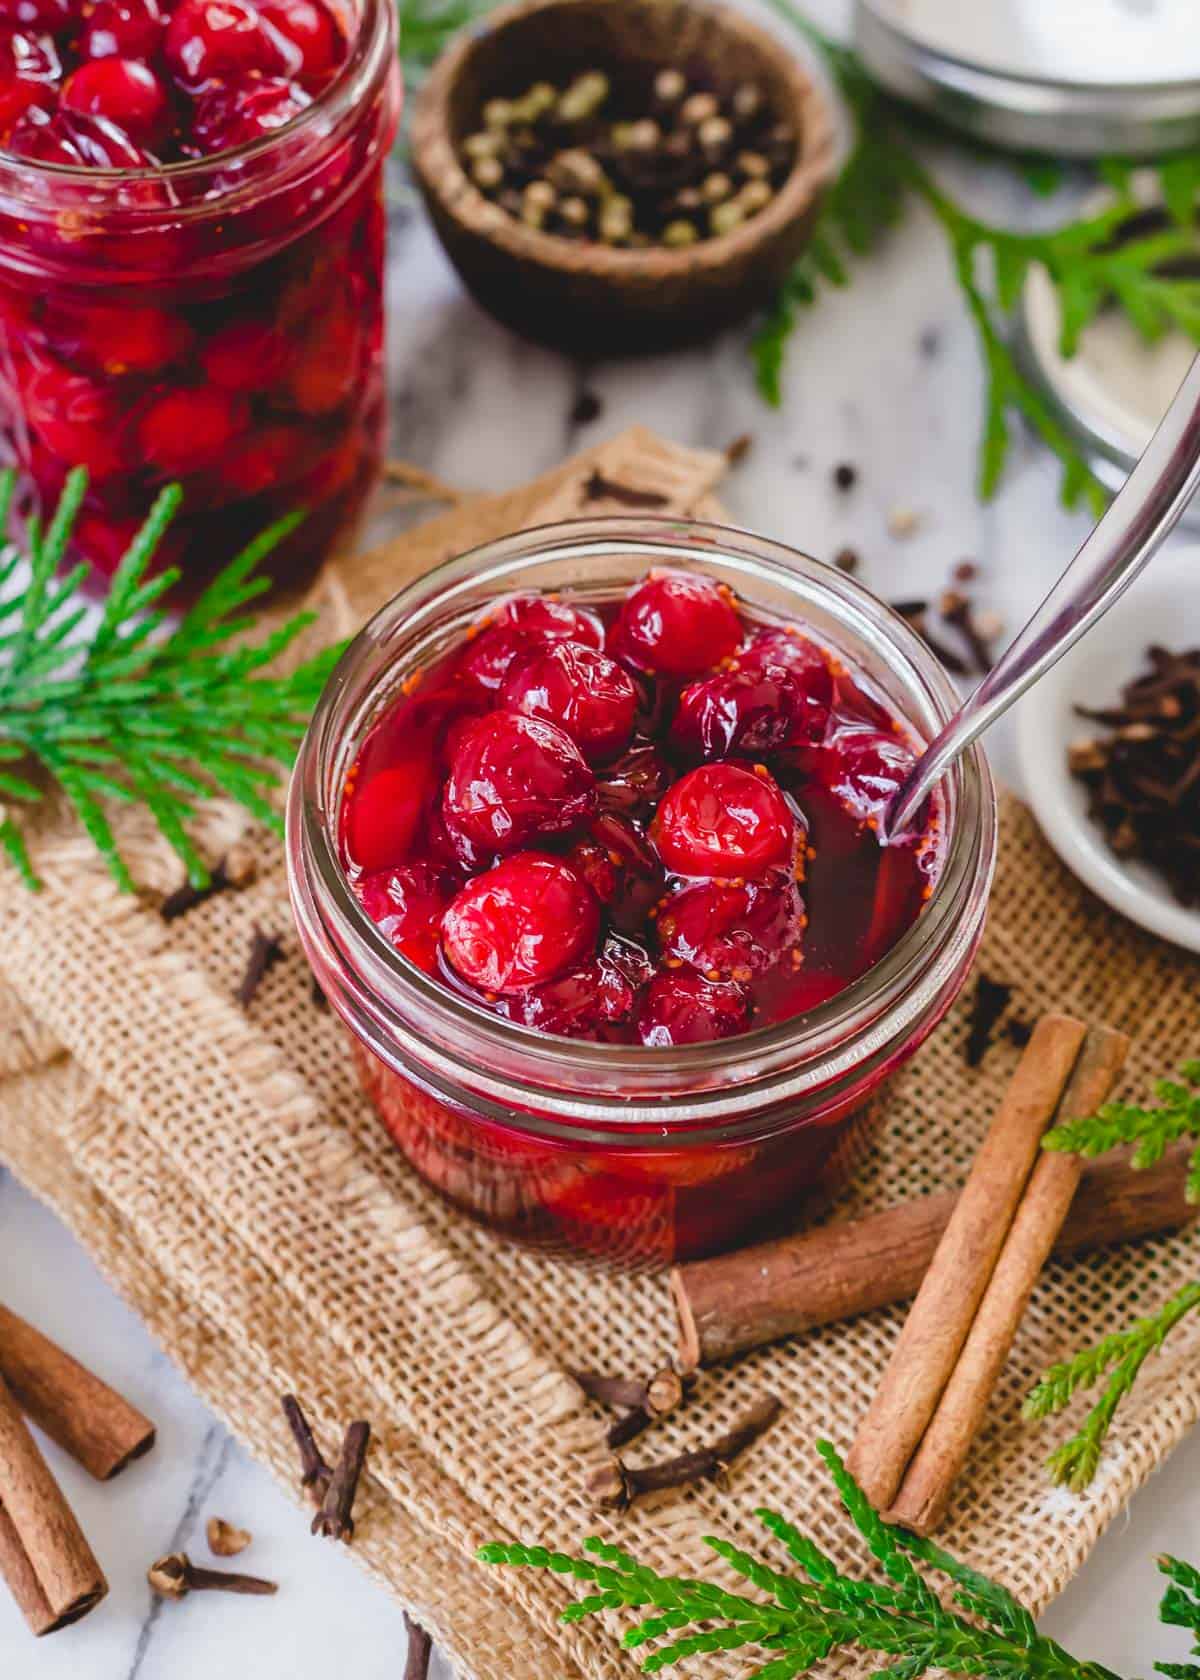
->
480, 1440, 1136, 1677
755, 1, 1200, 512
1157, 1553, 1200, 1678
1023, 1280, 1200, 1492
396, 0, 495, 82
0, 467, 344, 893
1043, 1062, 1200, 1203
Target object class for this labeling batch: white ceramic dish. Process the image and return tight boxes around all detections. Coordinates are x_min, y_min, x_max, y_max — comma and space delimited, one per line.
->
1016, 539, 1200, 953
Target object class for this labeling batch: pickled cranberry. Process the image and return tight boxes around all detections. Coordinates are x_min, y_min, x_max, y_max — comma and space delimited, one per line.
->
656, 877, 804, 980
138, 386, 249, 474
506, 951, 639, 1039
344, 759, 437, 873
636, 970, 750, 1047
611, 570, 741, 678
259, 0, 343, 86
672, 631, 834, 760
653, 763, 796, 879
78, 0, 166, 61
596, 742, 671, 819
62, 58, 172, 150
22, 358, 127, 479
356, 863, 448, 975
52, 300, 193, 376
11, 105, 153, 166
164, 0, 289, 89
458, 625, 540, 696
442, 711, 597, 854
441, 852, 599, 995
220, 422, 306, 497
500, 639, 637, 766
490, 591, 603, 649
200, 318, 290, 391
817, 719, 916, 826
0, 0, 74, 34
284, 292, 357, 412
0, 34, 58, 139
190, 74, 309, 153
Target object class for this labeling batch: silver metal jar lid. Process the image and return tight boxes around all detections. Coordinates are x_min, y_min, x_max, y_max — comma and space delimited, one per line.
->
1013, 171, 1200, 529
854, 0, 1200, 157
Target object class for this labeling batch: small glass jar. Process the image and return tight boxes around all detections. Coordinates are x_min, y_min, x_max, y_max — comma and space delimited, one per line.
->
0, 0, 399, 597
287, 518, 998, 1265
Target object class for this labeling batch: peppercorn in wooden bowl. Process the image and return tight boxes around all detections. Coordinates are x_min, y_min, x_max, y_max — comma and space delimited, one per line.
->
410, 0, 835, 353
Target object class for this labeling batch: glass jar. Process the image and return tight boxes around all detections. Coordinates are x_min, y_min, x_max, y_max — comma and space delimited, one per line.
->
287, 518, 998, 1265
0, 0, 399, 598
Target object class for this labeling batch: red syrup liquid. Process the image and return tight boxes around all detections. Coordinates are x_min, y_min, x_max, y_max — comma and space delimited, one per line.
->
0, 0, 397, 599
339, 571, 945, 1264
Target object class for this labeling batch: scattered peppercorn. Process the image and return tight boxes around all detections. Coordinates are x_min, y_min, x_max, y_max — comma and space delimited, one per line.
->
571, 388, 604, 426
833, 462, 857, 492
459, 68, 794, 249
834, 547, 859, 573
725, 432, 753, 466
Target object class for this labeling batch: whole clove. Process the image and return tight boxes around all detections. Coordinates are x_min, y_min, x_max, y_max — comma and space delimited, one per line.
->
160, 845, 257, 921
964, 972, 1013, 1068
235, 926, 284, 1009
586, 1394, 781, 1511
311, 1420, 370, 1542
281, 1394, 332, 1506
890, 599, 970, 678
147, 1552, 277, 1600
404, 1612, 434, 1680
581, 469, 670, 509
458, 65, 795, 250
940, 589, 996, 675
572, 1364, 696, 1448
206, 1518, 251, 1558
1069, 644, 1200, 905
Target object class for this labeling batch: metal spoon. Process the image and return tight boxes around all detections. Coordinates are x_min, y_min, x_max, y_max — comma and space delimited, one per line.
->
883, 350, 1200, 841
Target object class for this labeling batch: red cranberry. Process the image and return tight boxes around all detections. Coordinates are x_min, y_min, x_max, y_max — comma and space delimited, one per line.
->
817, 719, 916, 826
11, 105, 154, 167
636, 969, 750, 1046
284, 292, 358, 412
52, 300, 193, 376
0, 0, 74, 34
490, 591, 602, 649
611, 570, 741, 678
441, 852, 599, 994
442, 711, 597, 854
0, 34, 58, 139
190, 74, 310, 153
200, 318, 290, 391
343, 758, 438, 873
653, 763, 796, 879
506, 951, 639, 1040
500, 639, 638, 765
164, 0, 288, 89
259, 0, 343, 86
61, 58, 172, 150
78, 0, 166, 62
356, 863, 448, 976
22, 358, 127, 480
671, 631, 834, 760
219, 422, 306, 497
656, 876, 804, 980
596, 742, 671, 819
138, 386, 250, 474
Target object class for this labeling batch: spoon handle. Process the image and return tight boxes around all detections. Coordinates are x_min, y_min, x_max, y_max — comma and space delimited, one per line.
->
884, 349, 1200, 841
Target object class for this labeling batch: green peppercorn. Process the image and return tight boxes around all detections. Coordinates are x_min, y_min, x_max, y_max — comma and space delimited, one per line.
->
710, 199, 744, 236
598, 193, 633, 243
471, 155, 504, 190
738, 178, 773, 214
736, 149, 769, 179
654, 67, 686, 106
557, 71, 609, 124
483, 97, 513, 129
463, 131, 502, 160
680, 91, 719, 126
662, 218, 698, 247
559, 195, 590, 228
732, 83, 762, 122
548, 148, 608, 196
701, 171, 732, 204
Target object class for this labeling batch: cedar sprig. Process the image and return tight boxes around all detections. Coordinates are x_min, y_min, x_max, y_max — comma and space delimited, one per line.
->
1043, 1062, 1200, 1203
1023, 1280, 1200, 1493
0, 467, 344, 893
1157, 1553, 1200, 1678
480, 1440, 1126, 1677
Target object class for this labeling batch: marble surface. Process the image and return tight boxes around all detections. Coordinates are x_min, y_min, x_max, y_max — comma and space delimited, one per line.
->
3, 9, 1200, 1673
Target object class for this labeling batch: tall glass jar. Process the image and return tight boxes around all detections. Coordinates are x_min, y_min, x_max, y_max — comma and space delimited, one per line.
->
287, 519, 998, 1266
0, 0, 399, 597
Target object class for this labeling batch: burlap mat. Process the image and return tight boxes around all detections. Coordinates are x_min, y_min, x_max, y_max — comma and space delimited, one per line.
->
0, 427, 1197, 1680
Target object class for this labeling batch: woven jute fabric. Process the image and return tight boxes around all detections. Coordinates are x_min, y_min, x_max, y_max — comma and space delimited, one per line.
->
0, 427, 1197, 1680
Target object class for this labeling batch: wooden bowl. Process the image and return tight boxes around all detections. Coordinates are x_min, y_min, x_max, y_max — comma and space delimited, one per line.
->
410, 0, 835, 354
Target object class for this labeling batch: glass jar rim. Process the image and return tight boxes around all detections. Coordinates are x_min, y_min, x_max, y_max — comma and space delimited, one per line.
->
287, 516, 998, 1134
0, 0, 393, 198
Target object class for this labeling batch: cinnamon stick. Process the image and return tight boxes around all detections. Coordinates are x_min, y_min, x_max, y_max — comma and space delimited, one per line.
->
0, 1371, 107, 1636
886, 1025, 1130, 1533
844, 1013, 1087, 1512
0, 1304, 155, 1481
671, 1138, 1197, 1368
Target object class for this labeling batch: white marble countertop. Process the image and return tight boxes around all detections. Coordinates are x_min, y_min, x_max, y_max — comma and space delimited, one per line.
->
3, 9, 1200, 1672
